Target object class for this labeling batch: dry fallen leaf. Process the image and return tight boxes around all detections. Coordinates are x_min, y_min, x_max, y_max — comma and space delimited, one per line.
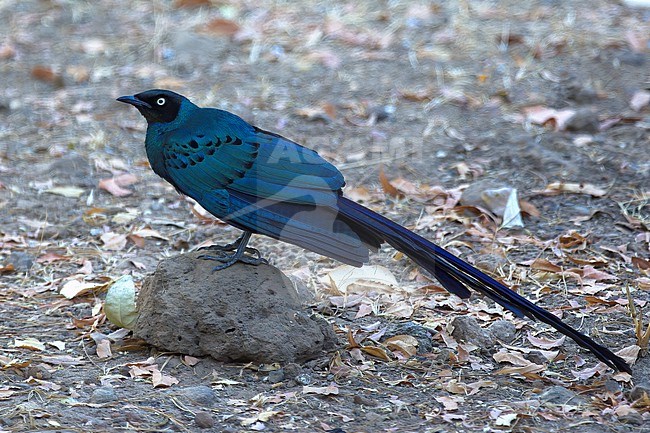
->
95, 339, 112, 359
379, 167, 403, 199
45, 186, 85, 198
60, 279, 106, 299
31, 65, 64, 87
328, 264, 398, 295
99, 173, 138, 197
493, 350, 535, 367
202, 18, 240, 36
384, 335, 418, 357
527, 334, 566, 349
100, 232, 128, 251
536, 182, 607, 197
360, 345, 392, 361
303, 384, 339, 395
152, 369, 179, 388
524, 106, 576, 131
14, 338, 46, 351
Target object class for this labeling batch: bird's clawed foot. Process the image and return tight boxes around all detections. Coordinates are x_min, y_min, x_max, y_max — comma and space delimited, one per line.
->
197, 231, 268, 271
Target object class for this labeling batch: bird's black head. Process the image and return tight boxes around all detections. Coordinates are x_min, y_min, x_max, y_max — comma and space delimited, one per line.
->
117, 89, 186, 124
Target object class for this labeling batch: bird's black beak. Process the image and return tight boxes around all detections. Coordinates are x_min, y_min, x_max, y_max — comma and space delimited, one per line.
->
117, 95, 152, 109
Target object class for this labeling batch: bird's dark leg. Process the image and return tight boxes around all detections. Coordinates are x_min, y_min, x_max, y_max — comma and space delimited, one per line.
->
197, 231, 268, 271
198, 232, 248, 253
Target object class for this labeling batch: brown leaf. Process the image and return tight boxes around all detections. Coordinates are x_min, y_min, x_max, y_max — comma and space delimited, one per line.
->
632, 257, 650, 271
174, 0, 211, 7
0, 263, 15, 274
379, 167, 403, 199
31, 65, 64, 87
95, 339, 112, 359
385, 335, 418, 357
435, 396, 461, 411
202, 18, 240, 36
361, 345, 392, 361
0, 43, 16, 59
493, 350, 534, 366
536, 182, 607, 197
496, 363, 545, 375
100, 232, 128, 251
36, 252, 69, 264
400, 87, 434, 102
518, 199, 541, 217
528, 258, 562, 273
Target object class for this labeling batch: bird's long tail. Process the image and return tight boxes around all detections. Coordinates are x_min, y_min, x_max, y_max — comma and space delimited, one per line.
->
337, 197, 631, 373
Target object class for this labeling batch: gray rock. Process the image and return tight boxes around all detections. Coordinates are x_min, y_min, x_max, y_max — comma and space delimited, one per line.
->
449, 316, 495, 349
617, 411, 644, 425
537, 385, 586, 405
382, 322, 434, 354
525, 351, 548, 366
178, 386, 216, 407
629, 383, 650, 401
90, 386, 117, 404
295, 373, 312, 385
437, 348, 454, 363
134, 252, 337, 363
194, 411, 215, 429
7, 252, 33, 272
564, 109, 599, 133
44, 154, 95, 187
267, 369, 285, 384
488, 320, 517, 343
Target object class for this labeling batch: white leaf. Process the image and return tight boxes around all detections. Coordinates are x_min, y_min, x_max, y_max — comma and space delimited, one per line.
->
328, 264, 398, 295
45, 186, 85, 198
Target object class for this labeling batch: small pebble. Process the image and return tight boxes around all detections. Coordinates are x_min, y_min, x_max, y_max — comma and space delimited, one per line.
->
195, 411, 215, 429
295, 373, 312, 386
617, 411, 644, 425
90, 386, 117, 404
7, 252, 33, 272
629, 384, 650, 401
179, 385, 216, 406
488, 320, 517, 343
525, 351, 548, 366
537, 385, 585, 405
267, 369, 285, 384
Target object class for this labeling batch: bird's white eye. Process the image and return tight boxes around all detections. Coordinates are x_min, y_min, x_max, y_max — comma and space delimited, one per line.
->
156, 97, 166, 106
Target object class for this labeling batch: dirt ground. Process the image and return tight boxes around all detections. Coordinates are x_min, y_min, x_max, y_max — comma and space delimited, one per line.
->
1, 0, 649, 432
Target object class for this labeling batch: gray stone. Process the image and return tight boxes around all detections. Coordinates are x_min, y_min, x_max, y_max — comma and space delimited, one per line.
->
178, 386, 216, 407
537, 385, 586, 405
194, 411, 215, 429
564, 109, 599, 133
267, 369, 285, 384
488, 320, 517, 343
525, 351, 548, 366
617, 411, 644, 425
44, 154, 95, 187
382, 322, 434, 354
629, 383, 650, 401
90, 386, 117, 404
295, 373, 312, 386
7, 252, 33, 272
449, 316, 495, 349
134, 252, 337, 363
